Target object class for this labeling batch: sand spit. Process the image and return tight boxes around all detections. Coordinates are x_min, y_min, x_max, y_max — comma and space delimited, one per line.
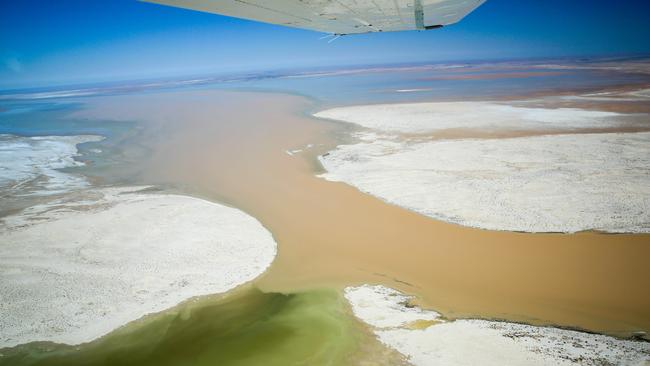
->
0, 187, 277, 348
313, 101, 639, 134
345, 285, 650, 366
0, 134, 103, 197
320, 131, 650, 233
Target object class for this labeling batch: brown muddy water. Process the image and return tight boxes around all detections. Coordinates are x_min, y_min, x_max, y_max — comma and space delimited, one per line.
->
69, 89, 650, 338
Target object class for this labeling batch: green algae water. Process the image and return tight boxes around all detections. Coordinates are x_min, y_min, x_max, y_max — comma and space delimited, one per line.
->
0, 288, 363, 366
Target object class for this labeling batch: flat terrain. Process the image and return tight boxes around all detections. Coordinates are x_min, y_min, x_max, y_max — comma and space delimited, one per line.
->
73, 90, 650, 338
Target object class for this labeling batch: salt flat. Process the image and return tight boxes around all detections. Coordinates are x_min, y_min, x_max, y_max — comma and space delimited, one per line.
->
320, 131, 650, 233
0, 187, 277, 348
0, 134, 103, 196
345, 285, 650, 366
314, 102, 634, 133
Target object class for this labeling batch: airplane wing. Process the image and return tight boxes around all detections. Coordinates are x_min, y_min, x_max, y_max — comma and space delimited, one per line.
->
143, 0, 486, 35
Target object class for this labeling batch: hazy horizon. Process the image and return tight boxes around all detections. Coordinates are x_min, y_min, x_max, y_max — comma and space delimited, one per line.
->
2, 53, 650, 95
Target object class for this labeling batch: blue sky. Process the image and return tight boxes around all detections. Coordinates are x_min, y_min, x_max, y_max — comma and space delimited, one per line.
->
1, 0, 650, 89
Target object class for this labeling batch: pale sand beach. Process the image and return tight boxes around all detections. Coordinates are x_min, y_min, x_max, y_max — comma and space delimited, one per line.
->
71, 89, 650, 339
0, 186, 277, 348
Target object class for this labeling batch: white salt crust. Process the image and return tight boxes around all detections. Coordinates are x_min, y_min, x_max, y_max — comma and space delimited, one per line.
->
0, 187, 277, 348
0, 134, 103, 196
320, 132, 650, 233
314, 102, 632, 134
345, 285, 650, 366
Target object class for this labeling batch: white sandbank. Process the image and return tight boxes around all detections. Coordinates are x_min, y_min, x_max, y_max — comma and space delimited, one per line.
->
345, 285, 650, 366
320, 132, 650, 233
314, 101, 633, 133
0, 134, 103, 196
0, 187, 277, 348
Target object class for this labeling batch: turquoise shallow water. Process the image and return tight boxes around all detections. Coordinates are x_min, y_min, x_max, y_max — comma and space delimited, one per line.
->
0, 102, 124, 136
0, 101, 145, 186
0, 101, 134, 164
0, 100, 146, 218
